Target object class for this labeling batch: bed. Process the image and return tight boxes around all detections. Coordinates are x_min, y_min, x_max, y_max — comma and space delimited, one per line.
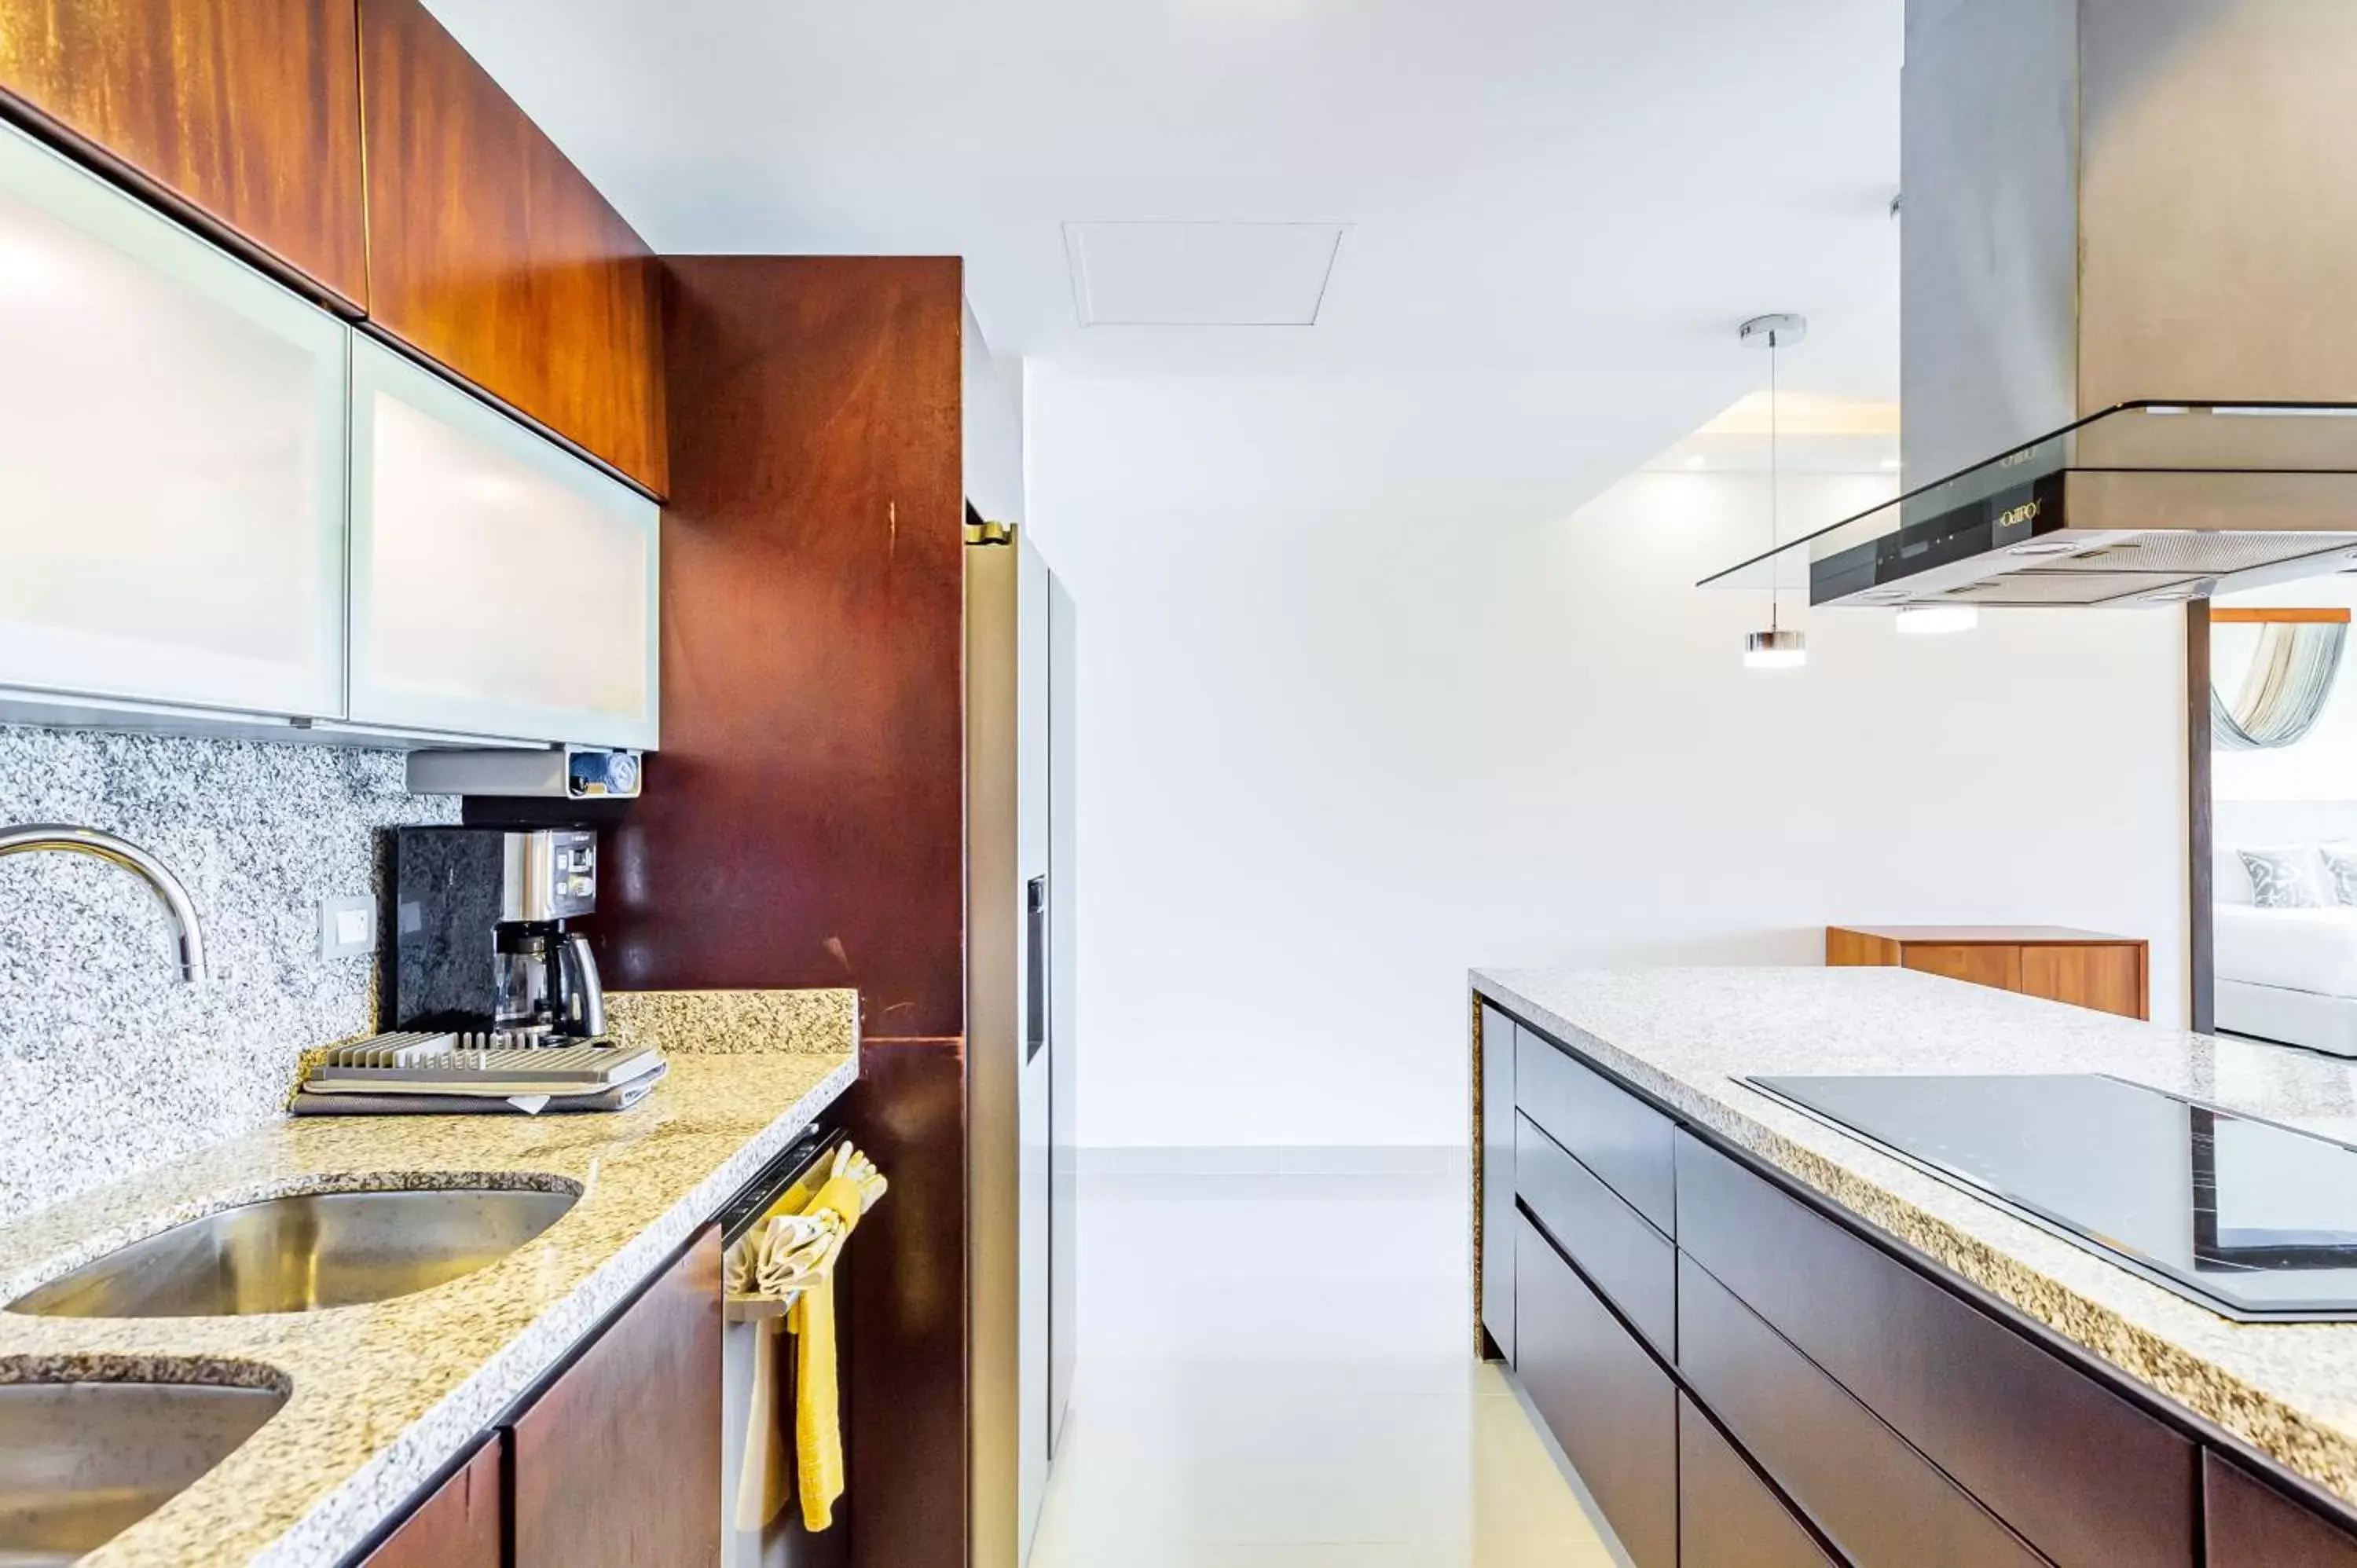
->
2213, 800, 2357, 1056
2214, 904, 2357, 1056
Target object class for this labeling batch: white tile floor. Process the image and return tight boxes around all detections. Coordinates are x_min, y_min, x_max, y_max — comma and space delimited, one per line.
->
1029, 1171, 1618, 1568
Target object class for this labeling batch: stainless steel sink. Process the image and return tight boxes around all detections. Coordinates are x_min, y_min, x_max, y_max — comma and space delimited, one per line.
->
7, 1185, 580, 1317
0, 1377, 286, 1565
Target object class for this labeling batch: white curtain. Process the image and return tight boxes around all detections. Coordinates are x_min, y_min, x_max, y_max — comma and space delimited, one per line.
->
2213, 621, 2348, 751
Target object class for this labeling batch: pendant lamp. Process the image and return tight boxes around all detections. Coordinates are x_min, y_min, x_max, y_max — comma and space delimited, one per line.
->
1740, 313, 1807, 669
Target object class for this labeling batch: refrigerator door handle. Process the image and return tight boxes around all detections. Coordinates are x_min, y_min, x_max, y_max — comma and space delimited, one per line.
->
1025, 875, 1049, 1064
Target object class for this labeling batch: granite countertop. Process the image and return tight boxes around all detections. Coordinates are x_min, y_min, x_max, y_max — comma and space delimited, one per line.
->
1472, 965, 2357, 1508
0, 989, 860, 1568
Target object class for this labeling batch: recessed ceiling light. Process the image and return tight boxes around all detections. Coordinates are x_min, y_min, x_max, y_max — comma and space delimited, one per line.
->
2007, 540, 2079, 557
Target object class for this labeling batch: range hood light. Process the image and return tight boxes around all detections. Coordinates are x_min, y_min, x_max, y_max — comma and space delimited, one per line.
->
1895, 604, 1980, 636
1744, 628, 1807, 669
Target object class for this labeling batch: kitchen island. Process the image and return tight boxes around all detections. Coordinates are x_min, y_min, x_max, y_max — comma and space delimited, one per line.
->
0, 989, 857, 1567
1474, 965, 2357, 1567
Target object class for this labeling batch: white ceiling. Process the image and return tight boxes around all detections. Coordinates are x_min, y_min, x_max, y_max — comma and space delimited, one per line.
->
422, 0, 1901, 416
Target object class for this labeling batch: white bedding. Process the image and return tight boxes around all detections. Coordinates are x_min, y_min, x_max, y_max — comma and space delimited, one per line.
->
2215, 903, 2357, 996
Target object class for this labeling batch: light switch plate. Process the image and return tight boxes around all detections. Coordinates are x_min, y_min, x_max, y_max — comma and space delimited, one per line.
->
320, 896, 376, 960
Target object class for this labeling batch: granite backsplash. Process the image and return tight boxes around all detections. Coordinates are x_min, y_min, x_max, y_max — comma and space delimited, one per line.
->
0, 725, 456, 1225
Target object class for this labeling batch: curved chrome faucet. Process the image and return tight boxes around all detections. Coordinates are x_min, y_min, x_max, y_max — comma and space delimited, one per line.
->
0, 823, 208, 983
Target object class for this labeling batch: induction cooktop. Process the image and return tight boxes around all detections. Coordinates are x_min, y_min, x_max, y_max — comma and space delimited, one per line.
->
1747, 1073, 2357, 1322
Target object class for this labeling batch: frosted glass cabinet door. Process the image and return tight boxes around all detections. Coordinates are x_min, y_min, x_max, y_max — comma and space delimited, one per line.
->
348, 339, 661, 749
0, 119, 349, 718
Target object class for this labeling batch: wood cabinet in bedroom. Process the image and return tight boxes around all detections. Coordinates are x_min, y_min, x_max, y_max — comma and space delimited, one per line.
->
1827, 925, 2149, 1020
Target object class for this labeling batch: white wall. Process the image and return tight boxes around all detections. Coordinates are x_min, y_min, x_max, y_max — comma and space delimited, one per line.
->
1024, 366, 2190, 1151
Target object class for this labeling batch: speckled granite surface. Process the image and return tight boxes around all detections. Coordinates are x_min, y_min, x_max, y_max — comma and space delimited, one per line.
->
0, 727, 456, 1227
605, 987, 859, 1055
0, 1013, 856, 1566
1472, 965, 2357, 1508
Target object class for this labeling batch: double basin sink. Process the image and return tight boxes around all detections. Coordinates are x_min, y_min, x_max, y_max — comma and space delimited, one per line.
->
1, 1182, 578, 1564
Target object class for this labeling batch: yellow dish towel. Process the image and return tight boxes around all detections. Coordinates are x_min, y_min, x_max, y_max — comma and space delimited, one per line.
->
790, 1172, 871, 1533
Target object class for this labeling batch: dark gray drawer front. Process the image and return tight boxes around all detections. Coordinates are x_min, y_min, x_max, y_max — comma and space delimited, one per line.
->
1516, 1214, 1677, 1568
2205, 1453, 2357, 1568
1678, 1255, 2046, 1568
1515, 1028, 1675, 1233
1679, 1393, 1838, 1568
1516, 1112, 1673, 1357
1675, 1132, 2197, 1567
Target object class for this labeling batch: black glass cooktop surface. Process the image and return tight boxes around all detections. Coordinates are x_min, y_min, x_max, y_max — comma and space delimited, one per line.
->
1747, 1073, 2357, 1322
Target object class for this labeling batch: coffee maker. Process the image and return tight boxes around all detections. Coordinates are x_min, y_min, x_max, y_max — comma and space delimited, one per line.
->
383, 827, 607, 1042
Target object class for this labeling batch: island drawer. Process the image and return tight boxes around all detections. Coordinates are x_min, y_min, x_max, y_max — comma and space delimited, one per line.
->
2205, 1453, 2357, 1567
1678, 1392, 1838, 1568
1675, 1131, 2198, 1567
1514, 1027, 1674, 1234
1516, 1212, 1677, 1568
1516, 1111, 1673, 1357
1678, 1254, 2046, 1568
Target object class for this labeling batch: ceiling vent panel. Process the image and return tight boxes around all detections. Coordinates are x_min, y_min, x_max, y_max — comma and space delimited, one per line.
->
1064, 221, 1347, 327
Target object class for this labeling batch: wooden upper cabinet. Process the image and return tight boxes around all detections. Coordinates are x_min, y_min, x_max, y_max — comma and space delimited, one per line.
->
0, 0, 368, 306
357, 0, 667, 494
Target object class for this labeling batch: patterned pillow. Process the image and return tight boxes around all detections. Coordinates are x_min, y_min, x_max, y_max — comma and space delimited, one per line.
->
2321, 843, 2357, 906
2242, 845, 2326, 909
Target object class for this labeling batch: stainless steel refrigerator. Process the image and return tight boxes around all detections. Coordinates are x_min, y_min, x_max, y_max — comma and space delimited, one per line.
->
967, 522, 1077, 1568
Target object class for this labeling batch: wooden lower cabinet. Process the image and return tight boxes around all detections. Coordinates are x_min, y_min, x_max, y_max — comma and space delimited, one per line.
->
1491, 999, 2357, 1568
510, 1225, 724, 1567
2207, 1453, 2357, 1567
1826, 925, 2149, 1020
1515, 1213, 1677, 1568
1677, 1394, 1835, 1568
360, 1437, 503, 1566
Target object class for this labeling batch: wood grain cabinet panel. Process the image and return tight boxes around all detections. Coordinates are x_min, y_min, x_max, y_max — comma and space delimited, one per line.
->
2206, 1453, 2357, 1568
1828, 925, 2149, 1019
357, 0, 666, 493
1678, 1394, 1837, 1568
2020, 943, 2146, 1020
361, 1437, 502, 1567
511, 1226, 723, 1567
1901, 942, 2023, 993
1516, 1214, 1677, 1568
0, 0, 367, 305
1675, 1132, 2198, 1567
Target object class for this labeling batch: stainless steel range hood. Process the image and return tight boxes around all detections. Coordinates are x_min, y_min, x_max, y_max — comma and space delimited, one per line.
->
1703, 1, 2357, 609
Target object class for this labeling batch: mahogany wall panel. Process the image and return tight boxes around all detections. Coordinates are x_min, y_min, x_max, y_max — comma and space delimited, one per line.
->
0, 0, 368, 305
357, 0, 666, 490
840, 1037, 970, 1568
603, 255, 967, 1034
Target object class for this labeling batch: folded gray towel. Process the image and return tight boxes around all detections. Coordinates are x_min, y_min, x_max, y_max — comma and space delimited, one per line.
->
289, 1061, 667, 1116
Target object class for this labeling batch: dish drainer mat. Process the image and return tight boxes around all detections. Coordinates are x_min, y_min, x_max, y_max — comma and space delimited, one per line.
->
303, 1032, 665, 1096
